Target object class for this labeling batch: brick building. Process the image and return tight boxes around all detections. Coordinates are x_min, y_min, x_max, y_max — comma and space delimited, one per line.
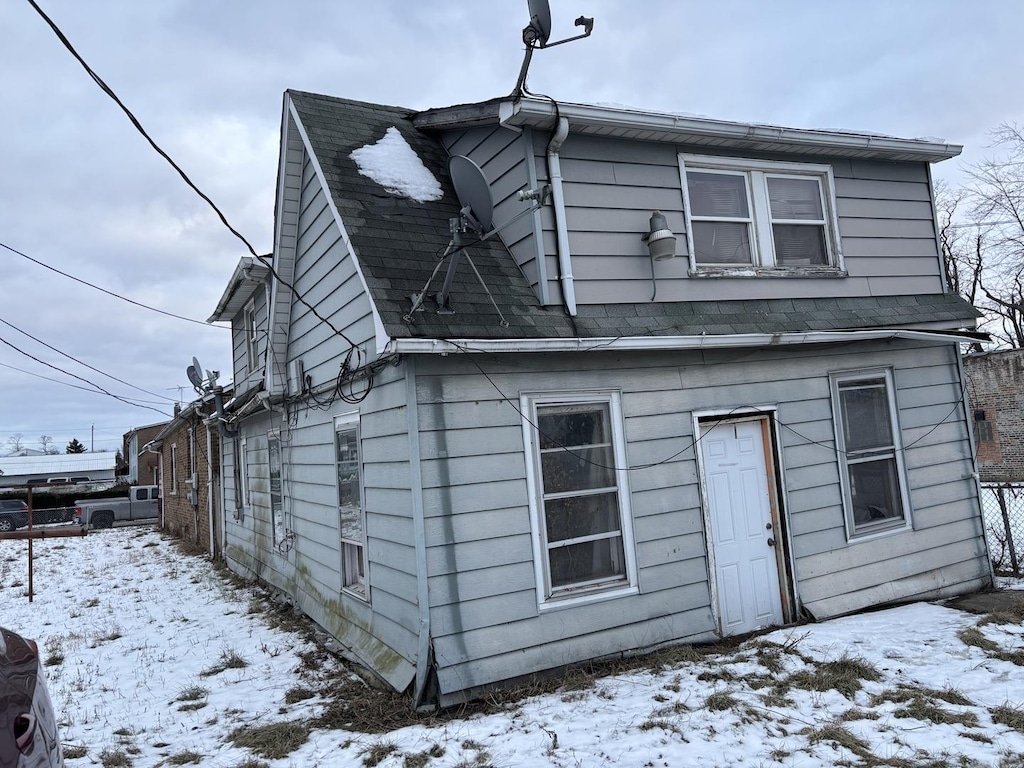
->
146, 390, 230, 555
123, 420, 170, 485
964, 348, 1024, 482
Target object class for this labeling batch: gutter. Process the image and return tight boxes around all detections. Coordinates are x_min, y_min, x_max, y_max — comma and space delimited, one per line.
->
418, 98, 963, 163
388, 328, 987, 355
546, 117, 576, 316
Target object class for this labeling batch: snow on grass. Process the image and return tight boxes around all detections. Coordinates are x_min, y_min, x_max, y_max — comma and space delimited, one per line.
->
2, 527, 1024, 767
350, 127, 443, 203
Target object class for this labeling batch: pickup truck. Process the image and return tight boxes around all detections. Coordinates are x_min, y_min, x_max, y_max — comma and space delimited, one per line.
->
74, 485, 160, 529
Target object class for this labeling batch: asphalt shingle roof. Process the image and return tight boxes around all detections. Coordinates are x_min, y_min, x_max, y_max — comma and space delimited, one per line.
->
287, 91, 981, 342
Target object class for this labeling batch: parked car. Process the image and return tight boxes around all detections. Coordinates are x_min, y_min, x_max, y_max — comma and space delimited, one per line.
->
74, 486, 159, 529
0, 626, 64, 766
0, 500, 30, 533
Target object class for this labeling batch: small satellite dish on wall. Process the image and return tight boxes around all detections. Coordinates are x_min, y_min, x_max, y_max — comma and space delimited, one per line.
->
448, 156, 494, 235
186, 364, 204, 391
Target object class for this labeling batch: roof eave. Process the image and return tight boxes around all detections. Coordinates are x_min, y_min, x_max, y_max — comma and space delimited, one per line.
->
389, 328, 987, 355
415, 98, 962, 163
208, 257, 271, 323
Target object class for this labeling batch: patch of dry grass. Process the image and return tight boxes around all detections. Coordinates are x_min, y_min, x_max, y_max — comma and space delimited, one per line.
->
228, 721, 311, 759
991, 703, 1024, 732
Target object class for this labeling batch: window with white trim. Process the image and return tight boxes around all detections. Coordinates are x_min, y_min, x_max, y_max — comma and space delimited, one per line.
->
680, 155, 842, 273
335, 412, 368, 599
232, 436, 244, 521
523, 392, 637, 603
238, 436, 250, 511
169, 444, 178, 495
268, 433, 285, 546
830, 369, 911, 538
244, 299, 259, 375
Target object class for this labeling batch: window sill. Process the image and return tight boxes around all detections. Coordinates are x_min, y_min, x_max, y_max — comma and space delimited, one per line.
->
689, 266, 847, 279
848, 519, 911, 543
539, 583, 638, 613
342, 586, 369, 603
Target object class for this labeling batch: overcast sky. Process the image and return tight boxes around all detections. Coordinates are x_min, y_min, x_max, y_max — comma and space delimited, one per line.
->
1, 0, 1022, 455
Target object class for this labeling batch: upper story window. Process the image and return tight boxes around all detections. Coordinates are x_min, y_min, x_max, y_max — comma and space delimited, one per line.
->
830, 369, 911, 539
680, 155, 843, 276
244, 299, 259, 375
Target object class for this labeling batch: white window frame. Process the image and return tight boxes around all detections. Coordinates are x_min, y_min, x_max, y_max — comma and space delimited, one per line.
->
521, 391, 638, 610
232, 435, 244, 521
244, 299, 259, 375
187, 427, 196, 488
238, 436, 250, 512
335, 411, 368, 601
268, 431, 285, 547
169, 443, 177, 495
829, 368, 912, 540
679, 154, 844, 275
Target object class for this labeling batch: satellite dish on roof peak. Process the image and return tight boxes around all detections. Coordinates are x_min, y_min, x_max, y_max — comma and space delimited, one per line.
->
525, 0, 552, 46
448, 156, 494, 235
513, 0, 594, 96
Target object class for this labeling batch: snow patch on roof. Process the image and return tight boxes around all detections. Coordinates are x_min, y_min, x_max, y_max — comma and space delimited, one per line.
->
350, 127, 443, 203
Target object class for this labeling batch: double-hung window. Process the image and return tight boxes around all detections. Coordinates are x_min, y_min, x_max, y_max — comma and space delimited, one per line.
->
522, 392, 637, 605
335, 412, 368, 599
830, 369, 911, 538
268, 433, 284, 546
169, 444, 178, 495
680, 155, 841, 273
244, 299, 259, 376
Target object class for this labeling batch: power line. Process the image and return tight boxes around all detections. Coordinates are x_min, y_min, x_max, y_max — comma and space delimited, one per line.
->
0, 335, 170, 417
0, 361, 170, 406
23, 2, 360, 351
0, 314, 176, 402
0, 241, 225, 329
25, 0, 262, 262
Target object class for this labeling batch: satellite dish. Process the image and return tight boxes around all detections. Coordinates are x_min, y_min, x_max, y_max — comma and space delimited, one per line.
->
525, 0, 552, 46
192, 356, 203, 376
513, 0, 594, 96
186, 365, 203, 390
448, 156, 494, 235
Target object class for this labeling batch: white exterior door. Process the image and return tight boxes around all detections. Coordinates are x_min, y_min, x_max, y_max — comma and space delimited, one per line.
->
701, 419, 784, 636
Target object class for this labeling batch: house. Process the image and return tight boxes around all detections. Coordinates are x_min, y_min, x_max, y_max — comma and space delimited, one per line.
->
0, 452, 118, 489
209, 90, 991, 707
123, 420, 170, 485
964, 348, 1024, 483
146, 393, 231, 556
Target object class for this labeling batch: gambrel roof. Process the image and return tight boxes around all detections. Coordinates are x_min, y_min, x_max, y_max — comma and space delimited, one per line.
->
282, 91, 981, 346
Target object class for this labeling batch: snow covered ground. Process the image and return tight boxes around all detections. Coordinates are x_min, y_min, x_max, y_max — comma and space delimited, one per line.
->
3, 525, 1024, 767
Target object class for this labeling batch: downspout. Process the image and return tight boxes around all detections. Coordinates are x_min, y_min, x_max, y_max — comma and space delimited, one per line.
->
405, 358, 434, 709
212, 386, 236, 556
546, 117, 576, 316
206, 420, 215, 559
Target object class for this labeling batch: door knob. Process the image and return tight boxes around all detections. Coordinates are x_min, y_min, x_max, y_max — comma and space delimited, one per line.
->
767, 537, 775, 547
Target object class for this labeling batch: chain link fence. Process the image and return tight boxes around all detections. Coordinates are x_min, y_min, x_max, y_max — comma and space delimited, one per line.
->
981, 484, 1024, 576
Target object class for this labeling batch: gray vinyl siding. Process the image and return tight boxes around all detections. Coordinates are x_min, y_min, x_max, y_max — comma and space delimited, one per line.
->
414, 339, 988, 703
286, 153, 377, 389
222, 363, 419, 692
438, 126, 538, 288
513, 131, 944, 307
267, 117, 303, 395
229, 282, 270, 396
